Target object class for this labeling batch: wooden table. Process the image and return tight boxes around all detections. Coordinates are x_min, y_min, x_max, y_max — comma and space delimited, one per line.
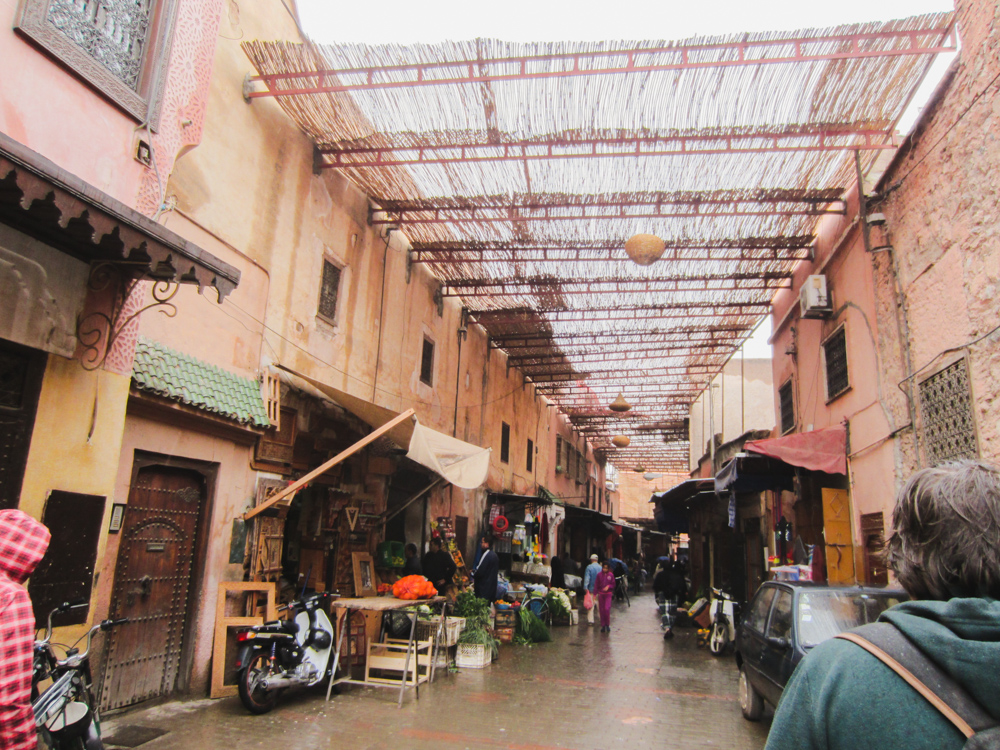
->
324, 596, 447, 707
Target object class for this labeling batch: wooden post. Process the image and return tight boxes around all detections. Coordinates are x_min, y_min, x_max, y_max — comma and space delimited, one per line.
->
244, 408, 416, 521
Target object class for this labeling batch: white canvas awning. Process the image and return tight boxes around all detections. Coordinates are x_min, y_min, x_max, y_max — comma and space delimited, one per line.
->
275, 365, 490, 489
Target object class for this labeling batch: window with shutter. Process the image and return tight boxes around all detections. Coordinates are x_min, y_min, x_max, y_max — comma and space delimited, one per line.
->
823, 327, 850, 400
779, 379, 794, 434
500, 422, 510, 464
420, 338, 434, 386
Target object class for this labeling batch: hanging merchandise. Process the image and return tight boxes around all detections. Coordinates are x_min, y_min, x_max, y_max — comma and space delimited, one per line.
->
512, 524, 526, 546
492, 515, 509, 533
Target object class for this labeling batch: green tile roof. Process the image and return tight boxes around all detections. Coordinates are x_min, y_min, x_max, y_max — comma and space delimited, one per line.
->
132, 336, 270, 428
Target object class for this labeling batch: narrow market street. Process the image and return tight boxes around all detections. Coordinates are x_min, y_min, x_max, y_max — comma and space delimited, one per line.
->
101, 595, 769, 750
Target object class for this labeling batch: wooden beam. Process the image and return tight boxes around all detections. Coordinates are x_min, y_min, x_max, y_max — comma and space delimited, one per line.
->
244, 408, 416, 521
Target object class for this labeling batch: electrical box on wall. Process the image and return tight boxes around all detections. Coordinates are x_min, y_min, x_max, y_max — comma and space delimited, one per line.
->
800, 274, 832, 318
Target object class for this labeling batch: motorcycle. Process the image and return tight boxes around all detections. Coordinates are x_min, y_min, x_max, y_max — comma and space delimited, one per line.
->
235, 591, 337, 714
33, 601, 128, 750
708, 587, 740, 656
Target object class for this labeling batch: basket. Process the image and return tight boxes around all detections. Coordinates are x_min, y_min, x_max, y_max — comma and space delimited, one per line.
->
415, 617, 465, 647
455, 643, 491, 669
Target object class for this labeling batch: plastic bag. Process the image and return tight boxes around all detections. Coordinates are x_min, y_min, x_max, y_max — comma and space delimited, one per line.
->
583, 590, 594, 610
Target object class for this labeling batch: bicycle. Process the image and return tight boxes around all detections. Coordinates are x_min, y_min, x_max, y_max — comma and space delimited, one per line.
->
512, 588, 550, 626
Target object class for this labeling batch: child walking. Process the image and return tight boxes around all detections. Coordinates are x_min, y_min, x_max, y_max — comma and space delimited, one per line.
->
596, 561, 616, 633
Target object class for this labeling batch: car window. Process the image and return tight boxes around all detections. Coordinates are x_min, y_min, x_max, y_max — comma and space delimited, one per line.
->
797, 591, 908, 648
766, 590, 793, 640
744, 586, 777, 633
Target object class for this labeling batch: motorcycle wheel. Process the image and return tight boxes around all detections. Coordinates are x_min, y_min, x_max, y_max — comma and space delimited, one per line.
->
237, 652, 278, 715
709, 620, 729, 655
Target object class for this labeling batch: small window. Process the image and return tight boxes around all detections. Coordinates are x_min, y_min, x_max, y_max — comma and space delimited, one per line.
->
779, 379, 795, 434
745, 586, 777, 634
420, 338, 434, 386
823, 327, 850, 400
555, 436, 563, 474
16, 0, 178, 124
500, 422, 510, 464
526, 439, 534, 472
318, 260, 342, 323
918, 358, 978, 465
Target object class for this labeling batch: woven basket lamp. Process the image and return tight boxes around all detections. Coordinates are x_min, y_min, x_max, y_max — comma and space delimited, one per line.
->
633, 464, 646, 473
625, 233, 666, 266
608, 393, 631, 412
611, 435, 631, 448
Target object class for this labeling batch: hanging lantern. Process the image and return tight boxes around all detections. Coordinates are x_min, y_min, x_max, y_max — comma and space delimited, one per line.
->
611, 435, 631, 448
643, 472, 664, 481
624, 233, 666, 266
633, 464, 646, 473
608, 392, 631, 413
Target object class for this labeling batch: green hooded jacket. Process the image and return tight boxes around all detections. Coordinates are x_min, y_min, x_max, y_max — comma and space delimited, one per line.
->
765, 598, 1000, 750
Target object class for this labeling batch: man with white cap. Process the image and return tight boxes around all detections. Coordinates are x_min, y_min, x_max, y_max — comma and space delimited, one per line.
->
583, 553, 602, 625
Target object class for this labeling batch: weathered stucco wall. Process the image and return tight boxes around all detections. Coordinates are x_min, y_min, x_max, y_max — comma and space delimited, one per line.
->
875, 0, 1000, 467
689, 357, 775, 470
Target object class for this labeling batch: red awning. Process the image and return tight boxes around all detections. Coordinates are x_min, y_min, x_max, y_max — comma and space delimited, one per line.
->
744, 425, 847, 475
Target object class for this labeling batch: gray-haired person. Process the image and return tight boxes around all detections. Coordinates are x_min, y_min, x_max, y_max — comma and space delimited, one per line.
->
766, 460, 1000, 749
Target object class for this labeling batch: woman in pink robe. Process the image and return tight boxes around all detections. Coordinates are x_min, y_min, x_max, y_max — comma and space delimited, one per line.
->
596, 562, 616, 632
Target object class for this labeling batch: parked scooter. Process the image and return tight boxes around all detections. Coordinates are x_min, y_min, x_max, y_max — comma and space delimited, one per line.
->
235, 591, 338, 714
33, 601, 128, 749
708, 587, 740, 656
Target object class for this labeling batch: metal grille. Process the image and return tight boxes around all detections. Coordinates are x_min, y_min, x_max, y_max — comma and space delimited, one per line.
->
46, 0, 153, 90
919, 359, 978, 465
318, 260, 341, 321
824, 327, 849, 399
779, 379, 794, 434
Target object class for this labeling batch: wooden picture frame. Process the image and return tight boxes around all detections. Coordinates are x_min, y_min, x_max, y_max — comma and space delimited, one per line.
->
352, 552, 377, 597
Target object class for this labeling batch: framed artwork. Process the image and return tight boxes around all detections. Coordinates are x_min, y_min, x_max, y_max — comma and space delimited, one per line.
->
352, 552, 377, 597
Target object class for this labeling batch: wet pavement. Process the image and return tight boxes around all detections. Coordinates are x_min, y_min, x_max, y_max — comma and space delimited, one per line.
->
102, 591, 771, 749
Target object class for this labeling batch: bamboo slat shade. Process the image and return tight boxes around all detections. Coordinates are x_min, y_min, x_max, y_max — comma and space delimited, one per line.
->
243, 13, 954, 471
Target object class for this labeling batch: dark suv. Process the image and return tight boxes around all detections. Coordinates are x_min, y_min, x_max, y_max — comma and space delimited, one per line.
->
734, 581, 907, 720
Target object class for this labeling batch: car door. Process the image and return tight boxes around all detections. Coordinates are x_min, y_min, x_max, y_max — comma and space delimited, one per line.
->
737, 584, 777, 698
758, 587, 795, 706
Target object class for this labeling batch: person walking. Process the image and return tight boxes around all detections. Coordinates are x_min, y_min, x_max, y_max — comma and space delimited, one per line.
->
766, 460, 1000, 750
0, 509, 51, 750
583, 553, 601, 625
596, 561, 616, 633
471, 535, 499, 603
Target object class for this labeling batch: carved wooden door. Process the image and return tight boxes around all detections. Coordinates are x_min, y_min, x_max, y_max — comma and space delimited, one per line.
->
100, 466, 204, 709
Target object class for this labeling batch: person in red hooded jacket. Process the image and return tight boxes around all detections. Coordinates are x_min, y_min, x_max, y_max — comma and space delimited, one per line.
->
0, 509, 51, 750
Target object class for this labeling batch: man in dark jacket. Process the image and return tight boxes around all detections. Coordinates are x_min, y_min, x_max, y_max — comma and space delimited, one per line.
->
471, 535, 499, 602
421, 537, 457, 594
0, 509, 51, 750
766, 460, 1000, 750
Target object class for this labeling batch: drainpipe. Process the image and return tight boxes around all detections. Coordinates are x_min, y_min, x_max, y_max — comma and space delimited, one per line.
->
453, 314, 467, 437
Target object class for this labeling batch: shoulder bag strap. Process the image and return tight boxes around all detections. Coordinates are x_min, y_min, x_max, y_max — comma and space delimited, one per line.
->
836, 622, 995, 739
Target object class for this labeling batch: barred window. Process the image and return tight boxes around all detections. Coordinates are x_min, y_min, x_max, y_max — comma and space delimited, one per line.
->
419, 338, 434, 386
318, 260, 342, 322
16, 0, 177, 123
824, 327, 850, 400
919, 359, 978, 465
779, 379, 795, 434
555, 435, 563, 473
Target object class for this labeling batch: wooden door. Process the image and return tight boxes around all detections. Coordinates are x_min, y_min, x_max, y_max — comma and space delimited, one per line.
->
100, 466, 205, 710
822, 488, 856, 584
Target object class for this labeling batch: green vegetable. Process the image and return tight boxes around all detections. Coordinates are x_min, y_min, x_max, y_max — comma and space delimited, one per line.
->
457, 622, 499, 658
517, 608, 551, 643
453, 591, 491, 630
545, 591, 570, 619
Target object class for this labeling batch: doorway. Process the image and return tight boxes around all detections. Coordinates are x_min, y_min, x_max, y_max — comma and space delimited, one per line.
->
99, 464, 208, 710
0, 339, 46, 509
